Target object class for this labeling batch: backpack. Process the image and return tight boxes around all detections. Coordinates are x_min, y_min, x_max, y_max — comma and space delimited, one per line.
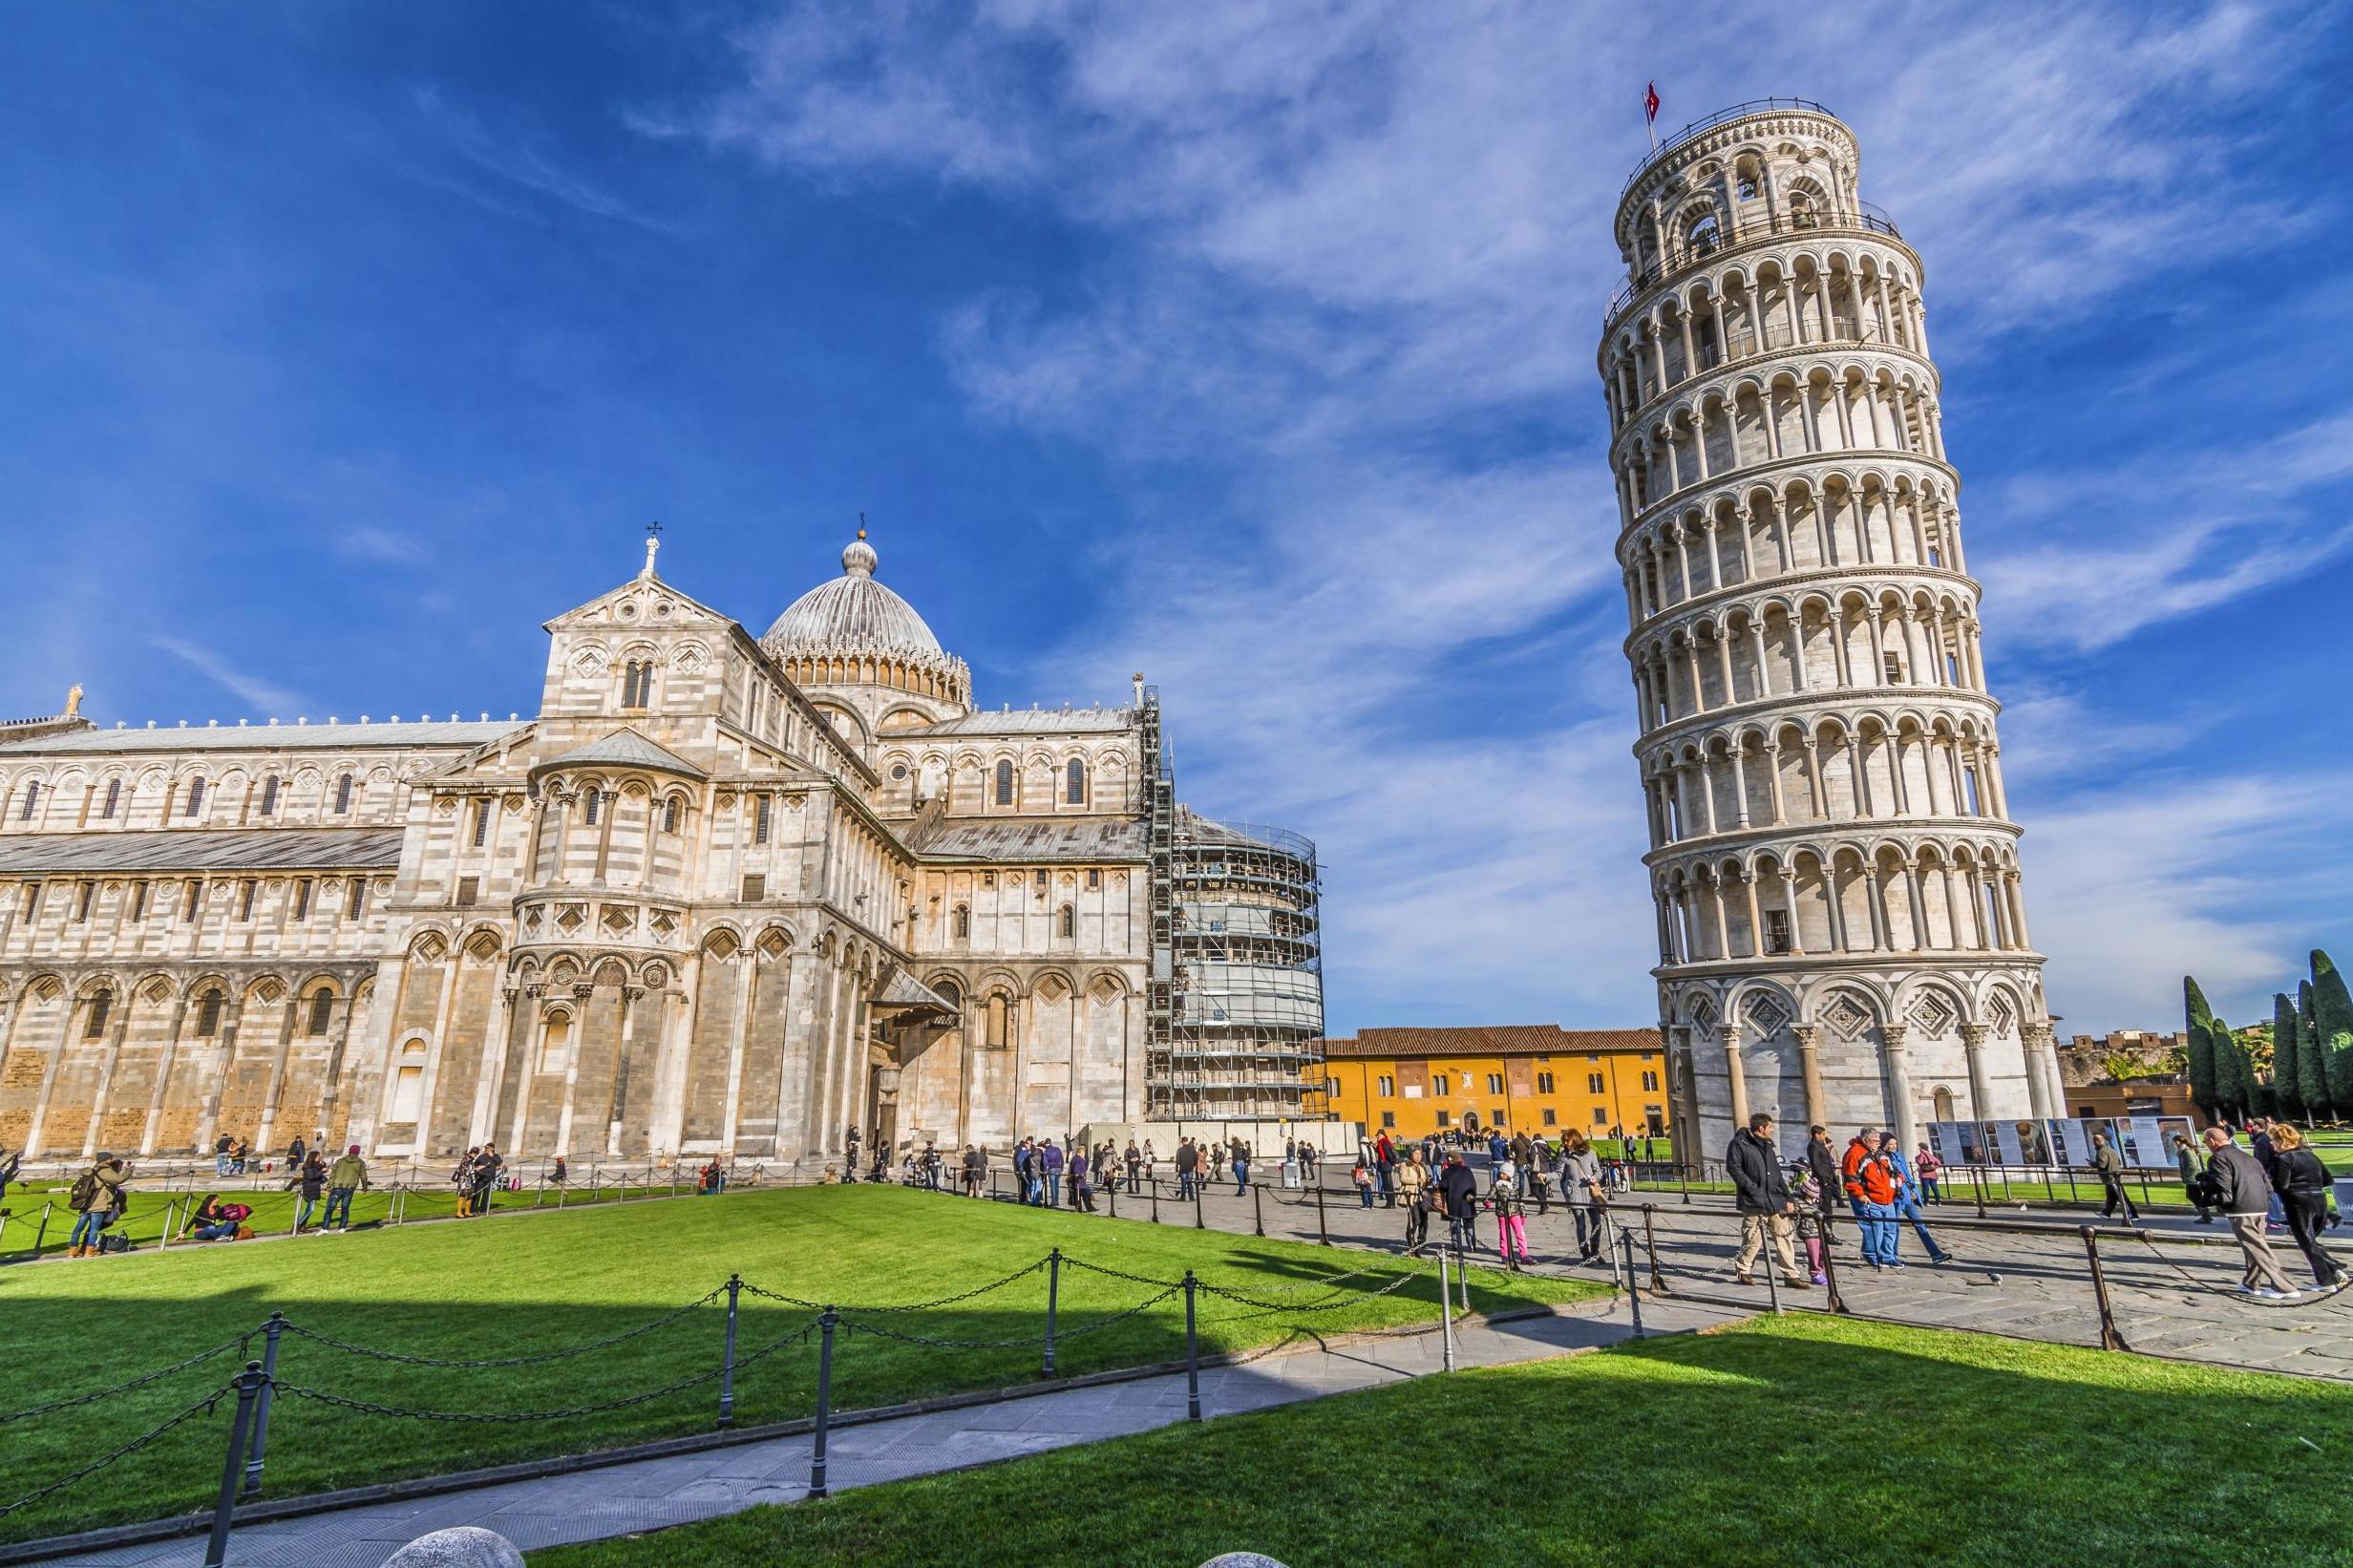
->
67, 1171, 100, 1212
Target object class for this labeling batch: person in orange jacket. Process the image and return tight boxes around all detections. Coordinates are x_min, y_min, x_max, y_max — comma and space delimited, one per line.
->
1843, 1134, 1903, 1269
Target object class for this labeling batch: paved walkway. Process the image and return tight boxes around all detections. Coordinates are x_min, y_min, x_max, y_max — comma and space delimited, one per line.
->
1169, 1175, 2353, 1380
46, 1294, 1739, 1568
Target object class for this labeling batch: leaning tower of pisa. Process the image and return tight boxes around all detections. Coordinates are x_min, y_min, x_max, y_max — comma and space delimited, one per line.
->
1595, 100, 2058, 1164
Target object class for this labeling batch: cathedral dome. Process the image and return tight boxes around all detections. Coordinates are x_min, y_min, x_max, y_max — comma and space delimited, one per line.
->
763, 533, 943, 655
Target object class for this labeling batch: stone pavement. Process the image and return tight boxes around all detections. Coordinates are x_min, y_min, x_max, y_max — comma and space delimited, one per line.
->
1184, 1175, 2353, 1380
41, 1293, 1740, 1568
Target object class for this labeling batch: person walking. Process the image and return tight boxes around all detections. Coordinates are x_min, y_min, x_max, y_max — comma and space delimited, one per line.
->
1807, 1126, 1842, 1248
2267, 1125, 2344, 1289
1374, 1129, 1397, 1206
2174, 1133, 2214, 1223
1230, 1136, 1251, 1197
67, 1155, 129, 1257
2089, 1132, 2138, 1227
1526, 1139, 1553, 1216
0, 1143, 21, 1212
1071, 1144, 1096, 1213
1914, 1144, 1943, 1204
1039, 1138, 1066, 1208
1727, 1113, 1808, 1289
1844, 1137, 1903, 1269
1209, 1139, 1227, 1184
215, 1134, 234, 1177
2249, 1116, 2288, 1230
1792, 1168, 1829, 1284
1396, 1148, 1432, 1249
1883, 1134, 1954, 1264
1840, 1128, 1876, 1230
322, 1144, 366, 1230
292, 1150, 329, 1232
1561, 1128, 1606, 1261
2202, 1125, 2302, 1298
1175, 1137, 1198, 1201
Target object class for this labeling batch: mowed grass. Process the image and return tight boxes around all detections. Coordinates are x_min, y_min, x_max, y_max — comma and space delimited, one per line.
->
0, 1184, 1598, 1543
541, 1313, 2353, 1568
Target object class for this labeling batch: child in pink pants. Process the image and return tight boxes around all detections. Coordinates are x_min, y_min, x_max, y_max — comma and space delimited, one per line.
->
1494, 1188, 1530, 1270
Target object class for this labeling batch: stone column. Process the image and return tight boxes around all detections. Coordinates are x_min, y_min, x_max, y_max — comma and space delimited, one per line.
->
1960, 1022, 1997, 1120
139, 992, 193, 1156
1721, 1024, 1750, 1131
1791, 1024, 1827, 1129
1880, 1022, 1919, 1157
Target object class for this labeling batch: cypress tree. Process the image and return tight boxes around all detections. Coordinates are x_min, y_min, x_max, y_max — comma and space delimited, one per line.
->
2186, 976, 2218, 1114
2273, 994, 2305, 1121
2318, 952, 2353, 1115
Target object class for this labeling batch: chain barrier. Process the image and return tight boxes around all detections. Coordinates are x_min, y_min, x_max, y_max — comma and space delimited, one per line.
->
0, 1386, 234, 1517
2126, 1230, 2353, 1309
835, 1284, 1184, 1350
739, 1257, 1048, 1315
276, 1288, 727, 1367
0, 1335, 252, 1425
268, 1317, 822, 1426
1057, 1255, 1186, 1290
1195, 1264, 1430, 1317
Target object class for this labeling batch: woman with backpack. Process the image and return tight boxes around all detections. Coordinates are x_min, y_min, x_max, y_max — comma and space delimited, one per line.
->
67, 1156, 128, 1256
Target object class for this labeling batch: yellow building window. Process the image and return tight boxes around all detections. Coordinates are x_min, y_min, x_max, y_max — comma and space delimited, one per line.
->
1587, 1071, 1605, 1093
1377, 1074, 1395, 1096
1485, 1073, 1503, 1094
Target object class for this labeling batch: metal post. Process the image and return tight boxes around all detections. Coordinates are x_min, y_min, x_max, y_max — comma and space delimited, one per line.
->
718, 1274, 741, 1428
1182, 1271, 1201, 1422
159, 1197, 176, 1250
1150, 1179, 1160, 1223
1641, 1204, 1670, 1294
1108, 1179, 1117, 1219
1818, 1205, 1851, 1314
1436, 1246, 1456, 1371
2065, 1165, 2078, 1203
1973, 1164, 1987, 1219
1764, 1250, 1784, 1315
205, 1363, 265, 1568
1042, 1248, 1061, 1378
2081, 1225, 2130, 1351
1193, 1181, 1204, 1231
809, 1308, 837, 1498
1679, 1162, 1692, 1205
241, 1313, 284, 1496
1457, 1229, 1471, 1315
32, 1200, 53, 1257
1621, 1226, 1645, 1338
1251, 1182, 1264, 1238
1314, 1176, 1328, 1245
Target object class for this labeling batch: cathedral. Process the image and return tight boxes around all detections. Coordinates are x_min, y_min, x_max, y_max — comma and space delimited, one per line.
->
0, 533, 1325, 1169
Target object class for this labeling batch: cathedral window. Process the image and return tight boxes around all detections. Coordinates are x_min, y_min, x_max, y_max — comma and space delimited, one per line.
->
1066, 759, 1086, 804
260, 775, 279, 816
183, 778, 205, 816
538, 1014, 572, 1073
84, 989, 111, 1039
181, 879, 201, 922
1736, 166, 1759, 201
348, 879, 368, 920
662, 797, 680, 834
335, 773, 353, 815
18, 880, 40, 919
753, 795, 771, 844
195, 990, 223, 1037
584, 792, 602, 827
1882, 652, 1904, 684
1058, 903, 1074, 938
1766, 908, 1792, 954
127, 881, 146, 922
100, 778, 120, 818
238, 879, 257, 921
74, 881, 94, 922
455, 876, 479, 907
472, 799, 490, 848
293, 878, 311, 919
1086, 868, 1101, 890
18, 780, 38, 820
952, 904, 969, 940
741, 872, 766, 901
984, 993, 1013, 1049
995, 760, 1014, 807
1685, 212, 1721, 257
306, 988, 334, 1036
621, 660, 653, 709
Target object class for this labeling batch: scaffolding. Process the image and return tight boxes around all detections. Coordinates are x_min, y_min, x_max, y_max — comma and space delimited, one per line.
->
1138, 689, 1326, 1120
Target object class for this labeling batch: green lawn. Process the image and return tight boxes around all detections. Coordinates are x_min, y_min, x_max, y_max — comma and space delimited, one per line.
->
540, 1313, 2353, 1568
0, 1184, 1597, 1544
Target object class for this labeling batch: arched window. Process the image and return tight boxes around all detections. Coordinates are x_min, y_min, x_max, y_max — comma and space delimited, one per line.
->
952, 904, 970, 940
1932, 1086, 1956, 1120
183, 778, 205, 816
1789, 190, 1821, 229
1066, 759, 1086, 804
195, 989, 223, 1037
1058, 903, 1075, 938
621, 661, 652, 709
1882, 652, 1904, 684
584, 791, 603, 827
1686, 212, 1721, 257
995, 760, 1014, 807
1736, 164, 1759, 201
335, 773, 353, 815
662, 797, 680, 834
259, 775, 279, 816
83, 989, 113, 1039
18, 781, 39, 821
306, 988, 334, 1036
100, 778, 120, 819
539, 1013, 572, 1072
388, 1040, 428, 1121
984, 992, 1012, 1049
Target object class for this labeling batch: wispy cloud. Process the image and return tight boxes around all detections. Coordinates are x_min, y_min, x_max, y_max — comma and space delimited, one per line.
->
411, 86, 678, 233
335, 526, 426, 565
149, 635, 303, 715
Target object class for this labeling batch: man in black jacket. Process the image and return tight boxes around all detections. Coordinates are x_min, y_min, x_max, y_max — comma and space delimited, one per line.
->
1437, 1155, 1481, 1255
1728, 1113, 1808, 1287
2204, 1126, 2300, 1298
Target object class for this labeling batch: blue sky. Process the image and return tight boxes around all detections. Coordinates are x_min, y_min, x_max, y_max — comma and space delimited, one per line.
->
4, 2, 2348, 1037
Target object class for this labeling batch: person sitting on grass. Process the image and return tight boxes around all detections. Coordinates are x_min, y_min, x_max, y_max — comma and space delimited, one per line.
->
184, 1196, 254, 1241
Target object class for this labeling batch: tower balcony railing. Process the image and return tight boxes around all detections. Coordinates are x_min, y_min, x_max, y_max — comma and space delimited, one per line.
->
1603, 204, 1907, 329
1618, 98, 1839, 200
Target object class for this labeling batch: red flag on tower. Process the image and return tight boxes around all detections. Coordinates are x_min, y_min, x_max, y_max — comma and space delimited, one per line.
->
1644, 82, 1660, 123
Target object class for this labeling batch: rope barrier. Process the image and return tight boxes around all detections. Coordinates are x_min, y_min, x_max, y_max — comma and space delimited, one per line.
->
0, 1336, 251, 1425
0, 1387, 234, 1517
276, 1288, 727, 1367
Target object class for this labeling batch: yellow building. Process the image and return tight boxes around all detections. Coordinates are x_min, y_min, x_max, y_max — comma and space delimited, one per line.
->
1318, 1025, 1668, 1140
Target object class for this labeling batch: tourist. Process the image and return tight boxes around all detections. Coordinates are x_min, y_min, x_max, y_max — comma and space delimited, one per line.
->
1176, 1137, 1198, 1200
1792, 1168, 1829, 1284
1282, 1138, 1300, 1188
1881, 1134, 1953, 1264
454, 1147, 482, 1218
1351, 1155, 1374, 1207
1914, 1143, 1943, 1204
2173, 1134, 2213, 1223
1230, 1136, 1251, 1196
1843, 1136, 1903, 1269
1806, 1126, 1841, 1246
66, 1155, 129, 1257
1014, 1138, 1037, 1204
2089, 1132, 2137, 1227
230, 1137, 249, 1176
551, 1155, 568, 1187
1071, 1144, 1096, 1213
2201, 1125, 2301, 1299
1210, 1140, 1227, 1183
1124, 1140, 1142, 1194
1396, 1148, 1431, 1249
2266, 1125, 2344, 1289
1298, 1140, 1318, 1189
2248, 1116, 2286, 1228
0, 1144, 20, 1211
215, 1134, 234, 1177
844, 1126, 862, 1184
1561, 1128, 1605, 1261
1438, 1154, 1480, 1256
1491, 1153, 1517, 1201
1039, 1137, 1066, 1208
286, 1134, 307, 1169
1142, 1139, 1157, 1186
962, 1144, 986, 1197
184, 1194, 253, 1241
1840, 1128, 1876, 1230
1526, 1139, 1553, 1215
1492, 1177, 1531, 1271
291, 1149, 329, 1232
318, 1144, 365, 1231
1727, 1112, 1808, 1289
474, 1143, 503, 1216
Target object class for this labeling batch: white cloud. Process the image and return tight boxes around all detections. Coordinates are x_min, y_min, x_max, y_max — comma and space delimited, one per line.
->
150, 635, 303, 715
410, 86, 677, 233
